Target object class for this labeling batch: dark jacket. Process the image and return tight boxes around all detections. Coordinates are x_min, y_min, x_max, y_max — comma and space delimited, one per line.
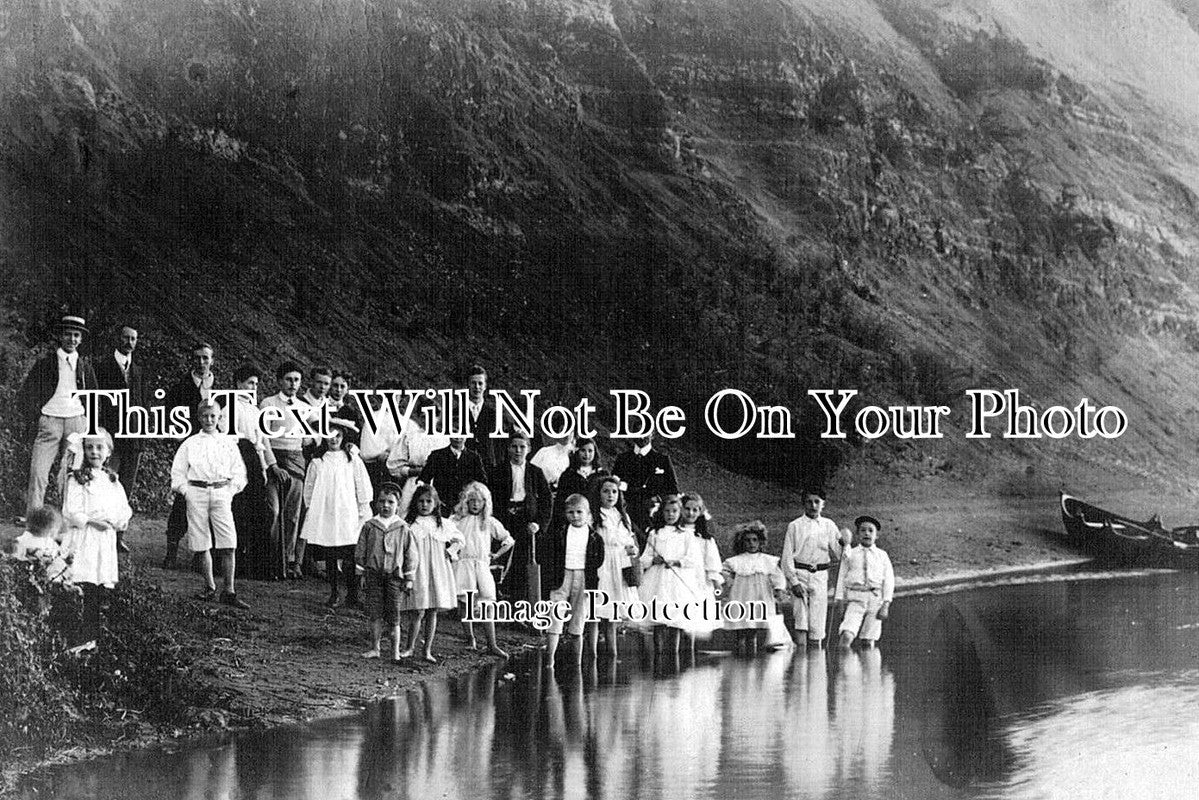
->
551, 467, 610, 528
164, 372, 214, 435
18, 350, 98, 433
465, 398, 500, 473
542, 521, 605, 593
420, 445, 488, 516
612, 447, 679, 532
490, 459, 552, 534
95, 352, 145, 446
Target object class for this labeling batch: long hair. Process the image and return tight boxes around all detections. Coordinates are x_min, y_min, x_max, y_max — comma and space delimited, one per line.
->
405, 483, 444, 527
567, 436, 603, 473
648, 493, 682, 531
732, 520, 768, 555
681, 491, 715, 540
69, 430, 118, 487
589, 474, 632, 533
453, 481, 493, 522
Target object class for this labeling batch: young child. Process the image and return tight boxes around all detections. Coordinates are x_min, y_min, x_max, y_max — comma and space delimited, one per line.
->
60, 429, 133, 653
302, 418, 374, 608
451, 481, 515, 657
170, 401, 249, 608
355, 483, 417, 661
399, 484, 463, 662
543, 494, 604, 668
640, 494, 688, 653
13, 506, 70, 584
588, 475, 641, 658
834, 515, 895, 649
722, 521, 787, 655
678, 492, 724, 642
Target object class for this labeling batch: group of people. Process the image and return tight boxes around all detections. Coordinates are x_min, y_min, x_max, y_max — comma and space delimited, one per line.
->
11, 314, 897, 660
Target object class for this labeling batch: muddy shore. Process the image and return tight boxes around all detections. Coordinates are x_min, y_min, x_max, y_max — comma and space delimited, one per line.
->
2, 463, 1189, 795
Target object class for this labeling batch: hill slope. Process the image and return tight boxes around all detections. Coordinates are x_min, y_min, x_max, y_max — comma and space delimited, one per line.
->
3, 0, 1199, 508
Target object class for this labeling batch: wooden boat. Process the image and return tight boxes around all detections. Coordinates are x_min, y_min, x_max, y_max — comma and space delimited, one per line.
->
1059, 493, 1199, 568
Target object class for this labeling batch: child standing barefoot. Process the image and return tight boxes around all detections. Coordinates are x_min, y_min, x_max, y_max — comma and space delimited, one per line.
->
399, 484, 463, 662
355, 483, 416, 661
452, 482, 514, 657
722, 521, 787, 655
834, 515, 894, 649
678, 492, 724, 652
588, 475, 640, 658
60, 429, 132, 653
302, 418, 373, 608
543, 494, 604, 668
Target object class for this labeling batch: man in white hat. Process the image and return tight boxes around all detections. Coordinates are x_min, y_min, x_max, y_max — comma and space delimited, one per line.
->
17, 314, 97, 520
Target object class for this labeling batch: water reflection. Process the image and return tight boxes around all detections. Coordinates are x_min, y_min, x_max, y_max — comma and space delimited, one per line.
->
27, 571, 1199, 800
990, 678, 1199, 800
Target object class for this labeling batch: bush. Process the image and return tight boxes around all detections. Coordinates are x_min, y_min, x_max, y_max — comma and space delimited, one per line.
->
0, 557, 215, 766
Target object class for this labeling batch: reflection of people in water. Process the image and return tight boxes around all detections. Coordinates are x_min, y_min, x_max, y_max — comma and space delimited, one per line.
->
833, 649, 896, 793
782, 650, 834, 797
720, 652, 791, 778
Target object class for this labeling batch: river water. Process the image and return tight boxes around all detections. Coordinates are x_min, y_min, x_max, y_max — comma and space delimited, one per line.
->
22, 568, 1199, 800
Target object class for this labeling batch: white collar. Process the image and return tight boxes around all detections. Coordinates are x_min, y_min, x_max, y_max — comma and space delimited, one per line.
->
634, 443, 652, 456
57, 348, 77, 365
114, 350, 131, 367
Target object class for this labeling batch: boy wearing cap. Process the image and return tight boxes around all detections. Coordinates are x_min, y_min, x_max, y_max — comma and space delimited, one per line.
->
834, 515, 895, 648
780, 490, 849, 647
18, 314, 97, 520
170, 400, 249, 608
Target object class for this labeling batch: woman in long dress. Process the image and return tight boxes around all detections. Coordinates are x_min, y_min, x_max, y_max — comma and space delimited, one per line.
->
302, 418, 373, 607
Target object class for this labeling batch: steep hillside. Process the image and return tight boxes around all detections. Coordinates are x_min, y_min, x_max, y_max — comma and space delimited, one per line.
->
3, 0, 1199, 509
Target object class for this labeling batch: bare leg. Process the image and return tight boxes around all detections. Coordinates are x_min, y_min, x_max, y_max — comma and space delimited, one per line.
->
390, 624, 403, 660
221, 550, 236, 594
398, 610, 422, 658
198, 551, 216, 592
363, 620, 383, 658
459, 601, 477, 649
422, 610, 439, 662
545, 632, 561, 668
483, 621, 507, 658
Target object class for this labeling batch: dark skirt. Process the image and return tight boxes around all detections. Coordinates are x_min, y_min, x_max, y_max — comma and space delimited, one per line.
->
234, 440, 286, 580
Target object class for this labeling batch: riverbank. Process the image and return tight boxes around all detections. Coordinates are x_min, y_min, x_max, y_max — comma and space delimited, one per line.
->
1, 462, 1188, 796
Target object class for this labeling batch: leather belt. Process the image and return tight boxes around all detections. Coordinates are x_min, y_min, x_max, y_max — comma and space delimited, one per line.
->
794, 561, 830, 572
189, 479, 230, 488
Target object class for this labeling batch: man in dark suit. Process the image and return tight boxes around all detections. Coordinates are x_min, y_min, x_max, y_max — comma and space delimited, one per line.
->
17, 314, 97, 521
490, 431, 551, 602
421, 435, 487, 516
463, 364, 501, 474
612, 433, 680, 542
95, 325, 144, 552
162, 342, 218, 568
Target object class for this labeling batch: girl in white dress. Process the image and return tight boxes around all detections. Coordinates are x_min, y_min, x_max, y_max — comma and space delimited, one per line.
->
399, 484, 463, 662
385, 399, 449, 517
639, 494, 703, 654
678, 492, 724, 647
60, 429, 132, 654
722, 521, 787, 655
587, 475, 640, 657
302, 418, 373, 608
451, 481, 514, 657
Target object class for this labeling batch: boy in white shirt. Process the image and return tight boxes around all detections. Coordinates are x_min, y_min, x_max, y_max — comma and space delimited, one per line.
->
171, 401, 249, 608
834, 515, 895, 648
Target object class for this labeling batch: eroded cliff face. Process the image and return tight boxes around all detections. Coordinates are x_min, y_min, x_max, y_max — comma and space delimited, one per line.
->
3, 0, 1199, 500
